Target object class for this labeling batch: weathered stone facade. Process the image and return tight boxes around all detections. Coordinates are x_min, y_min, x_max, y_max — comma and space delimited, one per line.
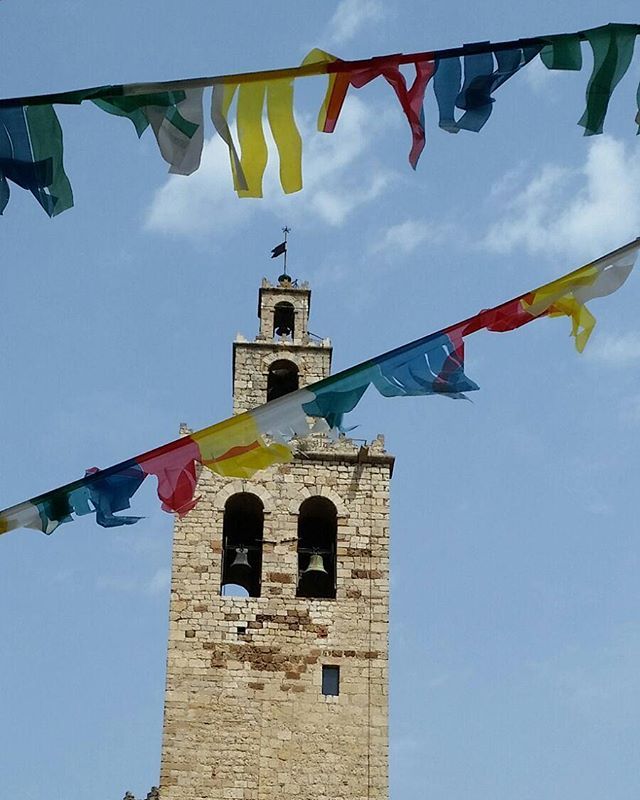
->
232, 279, 332, 414
159, 277, 392, 800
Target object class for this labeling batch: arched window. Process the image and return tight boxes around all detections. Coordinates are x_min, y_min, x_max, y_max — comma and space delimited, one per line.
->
221, 493, 264, 597
296, 497, 337, 599
267, 359, 299, 402
273, 301, 295, 340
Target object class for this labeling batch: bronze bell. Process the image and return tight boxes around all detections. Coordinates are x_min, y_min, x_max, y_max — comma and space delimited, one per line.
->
302, 552, 328, 575
298, 552, 331, 598
229, 546, 251, 571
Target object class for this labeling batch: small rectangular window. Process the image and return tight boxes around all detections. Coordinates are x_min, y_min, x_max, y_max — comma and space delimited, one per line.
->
322, 665, 340, 696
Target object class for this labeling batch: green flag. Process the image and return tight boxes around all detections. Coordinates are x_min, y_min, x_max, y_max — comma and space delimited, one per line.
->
0, 104, 73, 216
94, 87, 204, 175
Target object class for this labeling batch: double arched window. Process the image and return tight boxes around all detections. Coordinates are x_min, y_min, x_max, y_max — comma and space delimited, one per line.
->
218, 493, 338, 599
220, 493, 264, 597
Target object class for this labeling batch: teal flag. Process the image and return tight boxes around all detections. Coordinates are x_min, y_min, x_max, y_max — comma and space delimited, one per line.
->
540, 34, 583, 71
434, 45, 541, 134
578, 24, 639, 136
94, 87, 204, 175
0, 104, 73, 216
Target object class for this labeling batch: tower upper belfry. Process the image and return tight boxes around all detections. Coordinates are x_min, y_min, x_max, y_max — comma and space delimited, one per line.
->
257, 275, 311, 342
233, 274, 332, 414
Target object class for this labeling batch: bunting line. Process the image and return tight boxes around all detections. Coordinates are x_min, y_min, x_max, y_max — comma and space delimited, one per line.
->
1, 238, 637, 536
1, 25, 637, 109
2, 23, 640, 214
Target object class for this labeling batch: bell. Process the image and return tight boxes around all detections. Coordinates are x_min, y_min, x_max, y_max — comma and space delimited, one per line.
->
224, 546, 252, 593
229, 546, 251, 571
302, 553, 328, 575
274, 322, 293, 337
298, 552, 331, 598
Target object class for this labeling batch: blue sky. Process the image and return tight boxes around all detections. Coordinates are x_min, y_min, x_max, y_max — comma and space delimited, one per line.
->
2, 1, 640, 798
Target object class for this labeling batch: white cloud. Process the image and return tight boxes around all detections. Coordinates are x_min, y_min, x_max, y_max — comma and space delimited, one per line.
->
371, 218, 441, 256
145, 566, 171, 595
326, 0, 384, 46
144, 136, 252, 236
483, 136, 640, 262
145, 96, 396, 237
620, 394, 640, 426
524, 57, 559, 94
587, 332, 640, 366
96, 566, 170, 596
585, 498, 612, 516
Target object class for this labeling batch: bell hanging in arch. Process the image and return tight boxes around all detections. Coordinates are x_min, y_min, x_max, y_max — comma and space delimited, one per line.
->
298, 551, 332, 598
229, 546, 251, 571
302, 553, 328, 575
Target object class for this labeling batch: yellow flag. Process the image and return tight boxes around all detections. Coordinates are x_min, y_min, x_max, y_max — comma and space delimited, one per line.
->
192, 414, 292, 478
267, 78, 302, 194
212, 77, 303, 197
302, 48, 340, 131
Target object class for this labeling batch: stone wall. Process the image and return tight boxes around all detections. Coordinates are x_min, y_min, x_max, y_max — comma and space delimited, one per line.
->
159, 278, 392, 800
256, 281, 311, 343
232, 341, 332, 415
159, 436, 392, 800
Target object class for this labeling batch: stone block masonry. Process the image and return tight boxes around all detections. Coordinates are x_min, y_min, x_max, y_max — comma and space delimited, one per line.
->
159, 276, 393, 800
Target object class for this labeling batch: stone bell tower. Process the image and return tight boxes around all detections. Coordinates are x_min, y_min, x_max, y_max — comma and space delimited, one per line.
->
159, 272, 393, 800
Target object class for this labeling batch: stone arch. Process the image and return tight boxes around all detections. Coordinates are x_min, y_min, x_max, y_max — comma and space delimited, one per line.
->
261, 350, 301, 370
287, 486, 348, 519
213, 482, 275, 514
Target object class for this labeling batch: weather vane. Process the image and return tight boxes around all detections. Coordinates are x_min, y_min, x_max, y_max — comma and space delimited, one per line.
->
270, 226, 291, 277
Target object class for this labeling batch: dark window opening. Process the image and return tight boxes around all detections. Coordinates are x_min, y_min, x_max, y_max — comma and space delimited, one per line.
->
220, 493, 264, 597
297, 496, 337, 599
267, 359, 299, 402
322, 665, 340, 696
273, 301, 295, 340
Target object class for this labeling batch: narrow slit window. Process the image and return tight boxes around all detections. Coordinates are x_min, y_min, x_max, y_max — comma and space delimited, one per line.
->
322, 665, 340, 696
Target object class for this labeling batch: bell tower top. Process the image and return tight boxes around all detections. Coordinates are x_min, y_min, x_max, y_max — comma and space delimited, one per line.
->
233, 274, 332, 415
256, 275, 312, 343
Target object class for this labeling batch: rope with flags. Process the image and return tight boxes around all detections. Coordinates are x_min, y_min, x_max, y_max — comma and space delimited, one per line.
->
1, 238, 637, 536
1, 22, 640, 215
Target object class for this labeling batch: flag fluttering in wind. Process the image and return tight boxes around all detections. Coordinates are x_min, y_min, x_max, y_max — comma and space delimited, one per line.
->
1, 23, 640, 214
0, 104, 73, 216
271, 241, 286, 258
1, 239, 637, 537
94, 88, 205, 175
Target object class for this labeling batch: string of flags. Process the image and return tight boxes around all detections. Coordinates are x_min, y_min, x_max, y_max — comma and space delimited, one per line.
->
1, 22, 639, 216
1, 238, 637, 536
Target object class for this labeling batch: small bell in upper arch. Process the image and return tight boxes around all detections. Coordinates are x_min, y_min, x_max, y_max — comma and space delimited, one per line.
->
229, 546, 251, 571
